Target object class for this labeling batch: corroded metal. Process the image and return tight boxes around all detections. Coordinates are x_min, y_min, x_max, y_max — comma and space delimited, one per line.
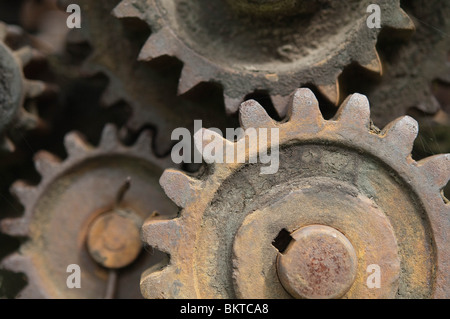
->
0, 22, 46, 152
365, 0, 450, 126
86, 210, 142, 269
0, 125, 178, 298
277, 225, 358, 299
141, 89, 450, 298
58, 0, 236, 156
113, 0, 413, 116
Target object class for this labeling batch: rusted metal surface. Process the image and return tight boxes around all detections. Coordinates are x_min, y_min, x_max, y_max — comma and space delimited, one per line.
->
276, 225, 358, 299
361, 0, 450, 127
0, 22, 46, 152
59, 0, 237, 156
142, 89, 450, 298
113, 0, 414, 116
87, 210, 142, 269
0, 125, 178, 298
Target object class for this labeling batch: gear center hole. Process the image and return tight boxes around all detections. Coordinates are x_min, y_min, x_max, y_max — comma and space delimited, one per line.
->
271, 228, 293, 253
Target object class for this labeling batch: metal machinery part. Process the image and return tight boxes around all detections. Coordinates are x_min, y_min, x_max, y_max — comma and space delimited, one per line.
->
113, 0, 414, 116
0, 22, 46, 152
58, 0, 237, 156
363, 0, 450, 126
140, 89, 450, 299
0, 124, 178, 298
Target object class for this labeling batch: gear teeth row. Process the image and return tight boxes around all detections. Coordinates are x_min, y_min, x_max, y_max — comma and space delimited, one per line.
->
139, 88, 450, 298
0, 124, 162, 246
0, 22, 47, 152
113, 0, 415, 116
0, 253, 47, 298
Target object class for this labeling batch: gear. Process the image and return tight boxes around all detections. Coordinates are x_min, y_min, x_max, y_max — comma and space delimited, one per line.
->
0, 124, 178, 298
58, 0, 236, 156
141, 89, 450, 298
360, 0, 450, 126
113, 0, 414, 116
0, 22, 46, 152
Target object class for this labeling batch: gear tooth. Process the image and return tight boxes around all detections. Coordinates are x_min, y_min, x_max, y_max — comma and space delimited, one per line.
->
113, 0, 143, 19
64, 131, 90, 157
138, 28, 176, 61
361, 49, 383, 76
194, 128, 233, 164
14, 46, 33, 66
417, 154, 450, 191
333, 93, 371, 129
381, 116, 418, 157
384, 7, 415, 32
224, 94, 244, 115
100, 82, 123, 106
417, 94, 441, 114
1, 216, 29, 237
289, 88, 323, 126
0, 253, 46, 298
1, 253, 28, 271
10, 180, 36, 207
0, 136, 15, 153
239, 100, 276, 130
317, 81, 340, 105
25, 80, 46, 98
99, 124, 120, 149
160, 169, 198, 208
16, 108, 39, 131
132, 129, 153, 154
178, 64, 203, 95
33, 151, 61, 177
141, 266, 180, 299
142, 218, 182, 253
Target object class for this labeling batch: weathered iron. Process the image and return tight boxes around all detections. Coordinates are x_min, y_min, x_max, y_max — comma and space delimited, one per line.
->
276, 225, 358, 299
141, 89, 450, 298
0, 125, 178, 298
0, 22, 46, 152
113, 0, 414, 116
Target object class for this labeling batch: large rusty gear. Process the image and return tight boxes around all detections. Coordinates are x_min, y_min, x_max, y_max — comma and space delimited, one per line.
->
113, 0, 414, 116
0, 22, 46, 152
0, 124, 178, 298
141, 89, 450, 299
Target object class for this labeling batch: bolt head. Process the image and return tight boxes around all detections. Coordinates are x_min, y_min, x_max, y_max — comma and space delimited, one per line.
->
277, 225, 358, 299
87, 210, 142, 269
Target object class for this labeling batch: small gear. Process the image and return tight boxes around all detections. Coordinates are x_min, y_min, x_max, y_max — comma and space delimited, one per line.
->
141, 89, 450, 298
0, 22, 46, 152
0, 124, 178, 298
113, 0, 414, 116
